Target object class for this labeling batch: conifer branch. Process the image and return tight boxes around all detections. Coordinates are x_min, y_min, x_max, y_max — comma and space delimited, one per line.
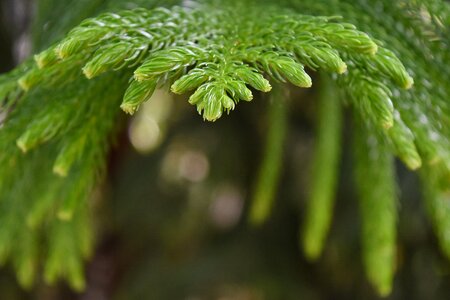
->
302, 75, 342, 261
249, 85, 288, 225
354, 115, 398, 297
0, 0, 448, 295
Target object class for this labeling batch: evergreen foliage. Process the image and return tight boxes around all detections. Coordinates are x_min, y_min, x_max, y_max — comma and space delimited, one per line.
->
0, 0, 449, 296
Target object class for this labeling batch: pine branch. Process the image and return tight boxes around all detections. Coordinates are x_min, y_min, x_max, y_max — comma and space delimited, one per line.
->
354, 115, 398, 297
249, 85, 288, 225
0, 0, 448, 295
302, 75, 342, 261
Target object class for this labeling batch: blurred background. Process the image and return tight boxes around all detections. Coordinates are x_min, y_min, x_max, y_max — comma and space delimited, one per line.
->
0, 0, 449, 299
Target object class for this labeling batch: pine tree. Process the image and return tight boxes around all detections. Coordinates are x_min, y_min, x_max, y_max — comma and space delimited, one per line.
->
0, 0, 449, 298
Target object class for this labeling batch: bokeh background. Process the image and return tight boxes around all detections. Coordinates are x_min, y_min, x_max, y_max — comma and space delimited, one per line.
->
0, 1, 449, 299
